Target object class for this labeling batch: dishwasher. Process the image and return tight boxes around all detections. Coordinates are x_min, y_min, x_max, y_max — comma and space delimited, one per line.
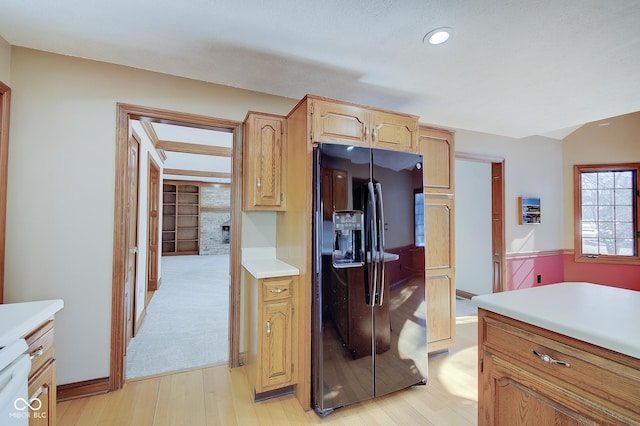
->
0, 339, 30, 425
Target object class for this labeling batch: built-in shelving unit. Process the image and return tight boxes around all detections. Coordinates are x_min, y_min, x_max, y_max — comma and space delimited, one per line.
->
162, 182, 200, 255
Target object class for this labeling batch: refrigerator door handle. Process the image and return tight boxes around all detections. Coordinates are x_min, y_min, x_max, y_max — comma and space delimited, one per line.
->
375, 183, 386, 306
367, 181, 378, 307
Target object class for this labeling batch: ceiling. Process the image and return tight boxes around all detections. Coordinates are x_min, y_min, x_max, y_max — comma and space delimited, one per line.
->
131, 120, 233, 183
1, 0, 640, 139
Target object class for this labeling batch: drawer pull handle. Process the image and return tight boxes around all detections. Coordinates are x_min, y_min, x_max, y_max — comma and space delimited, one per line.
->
266, 320, 271, 337
30, 346, 44, 360
269, 288, 288, 294
531, 349, 571, 368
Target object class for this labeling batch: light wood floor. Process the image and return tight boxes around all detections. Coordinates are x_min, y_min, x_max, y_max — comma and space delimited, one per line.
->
57, 315, 478, 425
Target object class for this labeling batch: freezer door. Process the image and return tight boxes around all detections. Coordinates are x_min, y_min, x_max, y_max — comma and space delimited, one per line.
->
371, 148, 428, 396
313, 144, 375, 415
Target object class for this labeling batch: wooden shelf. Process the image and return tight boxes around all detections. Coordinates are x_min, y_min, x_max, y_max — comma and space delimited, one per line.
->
162, 182, 200, 255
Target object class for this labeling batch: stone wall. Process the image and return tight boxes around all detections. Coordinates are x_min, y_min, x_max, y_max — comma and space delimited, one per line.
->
200, 184, 231, 255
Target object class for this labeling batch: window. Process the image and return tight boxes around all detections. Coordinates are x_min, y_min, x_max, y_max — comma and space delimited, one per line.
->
574, 164, 640, 263
415, 191, 425, 247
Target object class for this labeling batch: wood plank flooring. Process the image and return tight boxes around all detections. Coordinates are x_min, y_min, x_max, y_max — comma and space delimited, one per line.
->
57, 315, 478, 425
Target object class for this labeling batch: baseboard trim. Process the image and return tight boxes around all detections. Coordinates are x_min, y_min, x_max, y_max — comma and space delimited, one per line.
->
57, 377, 110, 402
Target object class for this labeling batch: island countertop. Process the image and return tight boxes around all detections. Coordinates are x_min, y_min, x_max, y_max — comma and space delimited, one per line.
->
472, 282, 640, 359
0, 299, 64, 347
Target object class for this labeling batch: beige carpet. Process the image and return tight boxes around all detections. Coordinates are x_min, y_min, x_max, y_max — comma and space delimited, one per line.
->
125, 255, 229, 379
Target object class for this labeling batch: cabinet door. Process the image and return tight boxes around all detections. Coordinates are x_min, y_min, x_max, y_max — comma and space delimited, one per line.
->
480, 354, 623, 426
370, 111, 418, 153
245, 114, 284, 210
419, 127, 454, 194
261, 300, 293, 390
311, 100, 368, 147
425, 196, 455, 352
27, 360, 56, 426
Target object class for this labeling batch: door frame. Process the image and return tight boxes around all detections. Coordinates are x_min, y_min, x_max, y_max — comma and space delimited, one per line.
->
0, 81, 10, 303
111, 103, 243, 391
455, 152, 506, 293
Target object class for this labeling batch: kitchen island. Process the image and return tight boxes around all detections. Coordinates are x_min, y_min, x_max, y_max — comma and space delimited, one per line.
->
473, 282, 640, 425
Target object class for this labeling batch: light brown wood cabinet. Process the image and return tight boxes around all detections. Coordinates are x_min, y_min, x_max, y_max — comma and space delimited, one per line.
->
243, 112, 286, 211
246, 272, 298, 399
162, 182, 200, 255
418, 126, 456, 354
478, 309, 640, 425
310, 98, 418, 152
24, 320, 57, 426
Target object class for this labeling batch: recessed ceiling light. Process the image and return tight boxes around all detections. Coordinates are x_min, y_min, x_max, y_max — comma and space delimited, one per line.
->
423, 27, 453, 45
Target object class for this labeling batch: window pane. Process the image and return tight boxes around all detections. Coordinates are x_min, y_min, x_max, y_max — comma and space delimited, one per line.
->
581, 173, 597, 189
598, 189, 613, 205
615, 188, 633, 206
599, 239, 615, 255
616, 239, 634, 256
598, 172, 615, 188
598, 222, 614, 239
615, 222, 633, 239
615, 205, 633, 222
598, 206, 614, 221
582, 238, 598, 254
615, 171, 633, 188
582, 189, 597, 205
582, 206, 597, 221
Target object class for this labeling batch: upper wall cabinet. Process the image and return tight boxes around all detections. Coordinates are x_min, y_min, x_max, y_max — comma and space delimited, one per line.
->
244, 112, 286, 211
419, 126, 454, 195
310, 98, 418, 153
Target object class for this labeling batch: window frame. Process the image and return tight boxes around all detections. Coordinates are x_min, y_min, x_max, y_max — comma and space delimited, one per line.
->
573, 163, 640, 265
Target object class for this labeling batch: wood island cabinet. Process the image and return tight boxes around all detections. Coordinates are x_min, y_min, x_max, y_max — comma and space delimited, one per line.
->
310, 97, 418, 152
418, 126, 456, 354
479, 309, 640, 425
243, 112, 286, 211
24, 319, 57, 426
245, 270, 298, 399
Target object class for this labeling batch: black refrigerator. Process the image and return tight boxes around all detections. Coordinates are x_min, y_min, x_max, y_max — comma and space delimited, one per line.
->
312, 143, 427, 416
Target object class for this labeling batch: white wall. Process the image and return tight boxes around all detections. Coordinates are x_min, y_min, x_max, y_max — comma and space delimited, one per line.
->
4, 47, 296, 385
454, 129, 564, 253
0, 37, 10, 83
455, 159, 493, 295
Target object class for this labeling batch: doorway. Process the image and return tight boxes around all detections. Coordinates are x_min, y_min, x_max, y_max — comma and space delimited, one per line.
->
111, 104, 243, 391
455, 152, 505, 296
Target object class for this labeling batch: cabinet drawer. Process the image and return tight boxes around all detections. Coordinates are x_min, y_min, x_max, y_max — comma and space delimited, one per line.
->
483, 314, 640, 419
262, 277, 294, 302
24, 320, 55, 379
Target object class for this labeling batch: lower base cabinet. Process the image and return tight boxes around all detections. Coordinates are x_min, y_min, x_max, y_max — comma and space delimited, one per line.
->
24, 319, 57, 426
245, 270, 298, 399
478, 309, 640, 425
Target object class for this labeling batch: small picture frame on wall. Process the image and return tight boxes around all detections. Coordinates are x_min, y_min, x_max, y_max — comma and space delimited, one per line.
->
518, 197, 541, 224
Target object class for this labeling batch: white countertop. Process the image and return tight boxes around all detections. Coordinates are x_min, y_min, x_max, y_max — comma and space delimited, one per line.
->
242, 247, 300, 279
0, 299, 64, 347
472, 282, 640, 359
